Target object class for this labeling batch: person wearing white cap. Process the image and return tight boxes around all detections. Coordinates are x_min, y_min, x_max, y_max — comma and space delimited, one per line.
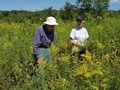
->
70, 15, 89, 60
33, 16, 58, 65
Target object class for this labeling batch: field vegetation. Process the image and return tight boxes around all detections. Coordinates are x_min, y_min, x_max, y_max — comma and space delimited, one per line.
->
0, 0, 120, 90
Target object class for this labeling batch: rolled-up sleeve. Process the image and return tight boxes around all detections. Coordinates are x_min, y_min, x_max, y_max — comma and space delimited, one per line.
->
33, 28, 41, 60
53, 34, 56, 46
70, 29, 75, 39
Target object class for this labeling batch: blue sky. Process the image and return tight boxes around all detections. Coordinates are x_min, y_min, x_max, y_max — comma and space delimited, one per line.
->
0, 0, 120, 11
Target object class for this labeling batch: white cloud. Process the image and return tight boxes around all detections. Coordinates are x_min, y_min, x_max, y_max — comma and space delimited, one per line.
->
110, 0, 120, 4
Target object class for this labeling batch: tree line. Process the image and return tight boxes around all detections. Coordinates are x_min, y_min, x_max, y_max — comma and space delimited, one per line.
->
0, 0, 120, 23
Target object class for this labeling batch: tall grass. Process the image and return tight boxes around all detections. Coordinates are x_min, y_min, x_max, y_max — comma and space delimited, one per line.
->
0, 14, 120, 90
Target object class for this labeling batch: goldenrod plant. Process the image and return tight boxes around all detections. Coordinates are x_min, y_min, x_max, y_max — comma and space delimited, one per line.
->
0, 12, 120, 90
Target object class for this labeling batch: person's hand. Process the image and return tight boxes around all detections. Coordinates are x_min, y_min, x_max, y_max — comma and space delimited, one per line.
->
73, 40, 79, 46
72, 46, 79, 53
37, 58, 43, 65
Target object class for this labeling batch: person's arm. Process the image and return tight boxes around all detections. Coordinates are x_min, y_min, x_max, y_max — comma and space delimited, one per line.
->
70, 29, 78, 46
33, 27, 43, 64
70, 37, 78, 46
53, 34, 56, 46
37, 58, 43, 65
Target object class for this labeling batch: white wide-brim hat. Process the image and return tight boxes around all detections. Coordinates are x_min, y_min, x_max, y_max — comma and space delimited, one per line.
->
44, 17, 58, 25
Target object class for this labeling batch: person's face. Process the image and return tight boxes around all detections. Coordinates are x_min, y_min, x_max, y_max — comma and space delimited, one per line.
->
47, 25, 55, 31
76, 20, 84, 28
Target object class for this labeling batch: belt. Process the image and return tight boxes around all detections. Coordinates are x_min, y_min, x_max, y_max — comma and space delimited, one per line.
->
39, 46, 49, 49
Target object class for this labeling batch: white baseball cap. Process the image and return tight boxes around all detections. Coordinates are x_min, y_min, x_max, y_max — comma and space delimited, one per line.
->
44, 17, 58, 25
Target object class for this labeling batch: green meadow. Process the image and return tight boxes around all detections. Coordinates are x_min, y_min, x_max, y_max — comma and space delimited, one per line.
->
0, 13, 120, 90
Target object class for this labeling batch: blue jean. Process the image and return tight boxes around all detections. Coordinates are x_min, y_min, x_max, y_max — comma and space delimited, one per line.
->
33, 48, 51, 88
39, 48, 51, 61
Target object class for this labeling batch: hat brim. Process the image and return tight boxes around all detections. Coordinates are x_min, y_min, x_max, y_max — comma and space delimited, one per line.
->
44, 22, 58, 25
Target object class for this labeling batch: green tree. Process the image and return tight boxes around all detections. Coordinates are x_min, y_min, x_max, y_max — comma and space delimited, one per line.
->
8, 10, 18, 22
60, 2, 77, 21
76, 0, 93, 14
38, 7, 59, 22
0, 12, 4, 19
76, 0, 109, 17
94, 0, 109, 16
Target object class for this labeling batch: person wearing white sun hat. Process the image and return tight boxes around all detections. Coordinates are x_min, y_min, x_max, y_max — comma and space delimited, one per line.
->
33, 16, 58, 65
44, 17, 58, 25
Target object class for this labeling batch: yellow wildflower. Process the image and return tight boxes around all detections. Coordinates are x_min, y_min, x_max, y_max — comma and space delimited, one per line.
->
84, 72, 91, 78
97, 41, 104, 49
74, 64, 87, 76
91, 70, 103, 75
91, 85, 99, 90
101, 83, 107, 88
104, 54, 110, 61
95, 61, 101, 65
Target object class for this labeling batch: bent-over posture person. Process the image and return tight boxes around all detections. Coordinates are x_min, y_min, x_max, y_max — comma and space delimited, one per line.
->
33, 16, 58, 65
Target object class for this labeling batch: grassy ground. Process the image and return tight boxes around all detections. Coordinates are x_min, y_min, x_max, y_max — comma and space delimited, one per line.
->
0, 14, 120, 90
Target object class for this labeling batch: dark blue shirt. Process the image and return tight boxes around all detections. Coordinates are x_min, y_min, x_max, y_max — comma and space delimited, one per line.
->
33, 25, 56, 60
